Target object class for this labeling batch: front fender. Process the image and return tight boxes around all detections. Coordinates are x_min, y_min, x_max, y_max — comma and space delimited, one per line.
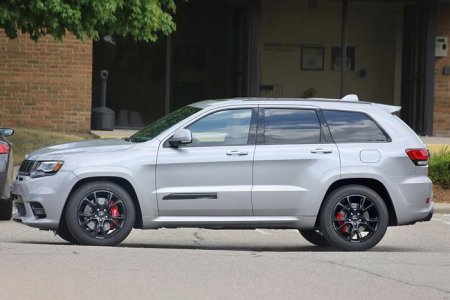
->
71, 165, 158, 220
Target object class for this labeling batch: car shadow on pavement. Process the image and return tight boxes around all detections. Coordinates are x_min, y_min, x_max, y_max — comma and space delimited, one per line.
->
117, 243, 425, 253
120, 243, 333, 252
15, 241, 425, 252
16, 240, 326, 251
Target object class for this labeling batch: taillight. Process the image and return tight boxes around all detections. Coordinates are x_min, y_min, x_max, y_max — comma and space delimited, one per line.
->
406, 148, 429, 166
0, 142, 9, 154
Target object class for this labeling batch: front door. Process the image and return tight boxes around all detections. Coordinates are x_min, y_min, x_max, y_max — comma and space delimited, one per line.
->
156, 108, 257, 216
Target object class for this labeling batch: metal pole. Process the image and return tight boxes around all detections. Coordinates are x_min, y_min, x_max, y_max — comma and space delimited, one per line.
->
340, 0, 348, 98
247, 0, 262, 97
424, 0, 436, 136
165, 35, 172, 114
100, 70, 108, 107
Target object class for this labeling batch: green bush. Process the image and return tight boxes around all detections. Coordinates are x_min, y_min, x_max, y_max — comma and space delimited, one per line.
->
429, 147, 450, 189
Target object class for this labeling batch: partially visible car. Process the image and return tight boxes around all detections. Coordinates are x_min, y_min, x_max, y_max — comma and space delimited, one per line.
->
0, 128, 14, 220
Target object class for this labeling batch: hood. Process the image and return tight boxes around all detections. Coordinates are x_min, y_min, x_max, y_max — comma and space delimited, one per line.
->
27, 139, 135, 159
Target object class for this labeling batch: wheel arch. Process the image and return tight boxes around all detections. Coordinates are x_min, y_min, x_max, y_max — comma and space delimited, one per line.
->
316, 178, 398, 227
59, 177, 143, 231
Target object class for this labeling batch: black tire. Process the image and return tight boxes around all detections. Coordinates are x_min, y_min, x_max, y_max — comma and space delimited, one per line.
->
320, 185, 389, 251
0, 199, 12, 220
56, 224, 77, 244
299, 229, 331, 247
65, 181, 136, 246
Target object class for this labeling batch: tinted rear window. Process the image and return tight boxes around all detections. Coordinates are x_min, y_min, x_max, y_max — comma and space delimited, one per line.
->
323, 110, 388, 143
262, 109, 321, 144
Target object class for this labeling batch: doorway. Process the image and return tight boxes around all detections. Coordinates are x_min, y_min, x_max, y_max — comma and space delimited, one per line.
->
401, 2, 435, 135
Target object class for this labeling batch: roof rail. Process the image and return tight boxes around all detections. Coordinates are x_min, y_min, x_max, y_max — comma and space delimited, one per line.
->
341, 94, 359, 101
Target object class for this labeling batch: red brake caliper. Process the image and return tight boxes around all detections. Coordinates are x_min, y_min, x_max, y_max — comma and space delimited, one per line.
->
109, 201, 119, 229
336, 211, 347, 234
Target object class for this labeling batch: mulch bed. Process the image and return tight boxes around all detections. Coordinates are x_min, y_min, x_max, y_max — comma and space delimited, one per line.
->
434, 185, 450, 203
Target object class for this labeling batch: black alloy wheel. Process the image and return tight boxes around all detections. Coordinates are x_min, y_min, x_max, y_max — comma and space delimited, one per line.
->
65, 181, 135, 246
320, 185, 389, 251
77, 190, 127, 239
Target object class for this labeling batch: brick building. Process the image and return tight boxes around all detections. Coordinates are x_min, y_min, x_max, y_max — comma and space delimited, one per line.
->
0, 0, 450, 136
435, 4, 450, 136
0, 34, 92, 132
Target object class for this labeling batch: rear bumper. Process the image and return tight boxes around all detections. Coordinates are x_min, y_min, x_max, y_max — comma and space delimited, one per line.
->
403, 210, 432, 225
389, 175, 433, 225
420, 211, 433, 222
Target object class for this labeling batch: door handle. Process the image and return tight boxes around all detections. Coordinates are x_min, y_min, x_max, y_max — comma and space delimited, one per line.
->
311, 148, 333, 154
226, 150, 248, 156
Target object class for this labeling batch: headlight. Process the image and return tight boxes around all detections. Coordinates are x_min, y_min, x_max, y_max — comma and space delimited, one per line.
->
30, 161, 64, 178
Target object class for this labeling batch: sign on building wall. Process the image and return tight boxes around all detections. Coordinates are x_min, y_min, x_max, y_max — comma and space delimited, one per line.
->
301, 47, 325, 70
331, 47, 355, 71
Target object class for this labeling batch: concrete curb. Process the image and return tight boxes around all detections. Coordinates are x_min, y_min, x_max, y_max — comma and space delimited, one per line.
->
434, 203, 450, 214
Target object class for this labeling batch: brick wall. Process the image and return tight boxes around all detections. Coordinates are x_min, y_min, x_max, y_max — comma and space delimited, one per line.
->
435, 5, 450, 136
0, 31, 92, 133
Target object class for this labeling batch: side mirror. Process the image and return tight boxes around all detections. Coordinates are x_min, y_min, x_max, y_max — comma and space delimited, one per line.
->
169, 129, 192, 147
0, 128, 14, 137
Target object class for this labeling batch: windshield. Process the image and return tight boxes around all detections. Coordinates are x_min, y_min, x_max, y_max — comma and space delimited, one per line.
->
127, 106, 202, 143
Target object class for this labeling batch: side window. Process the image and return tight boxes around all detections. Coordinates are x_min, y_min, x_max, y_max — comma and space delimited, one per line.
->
262, 109, 321, 144
323, 110, 388, 143
186, 109, 253, 147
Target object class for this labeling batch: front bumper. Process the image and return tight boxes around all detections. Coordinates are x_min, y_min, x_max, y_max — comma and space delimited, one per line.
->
12, 171, 79, 230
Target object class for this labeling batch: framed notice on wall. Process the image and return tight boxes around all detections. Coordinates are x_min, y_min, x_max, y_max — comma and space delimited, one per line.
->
301, 46, 324, 70
331, 47, 355, 71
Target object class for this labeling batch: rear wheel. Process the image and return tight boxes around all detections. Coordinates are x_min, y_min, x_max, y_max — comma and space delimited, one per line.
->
320, 185, 389, 251
65, 181, 135, 246
299, 229, 331, 247
0, 199, 12, 220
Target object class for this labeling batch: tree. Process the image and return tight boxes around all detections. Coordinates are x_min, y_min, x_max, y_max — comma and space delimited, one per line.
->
0, 0, 177, 42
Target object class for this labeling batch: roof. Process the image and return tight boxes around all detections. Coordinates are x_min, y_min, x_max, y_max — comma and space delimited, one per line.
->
188, 95, 401, 114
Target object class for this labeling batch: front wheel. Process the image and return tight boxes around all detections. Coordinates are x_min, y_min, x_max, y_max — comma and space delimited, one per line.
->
299, 229, 331, 247
320, 185, 389, 251
56, 227, 77, 244
65, 181, 136, 246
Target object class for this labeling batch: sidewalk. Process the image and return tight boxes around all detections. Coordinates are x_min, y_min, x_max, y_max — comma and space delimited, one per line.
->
92, 130, 450, 154
434, 203, 450, 214
91, 129, 137, 139
421, 136, 450, 152
92, 130, 450, 144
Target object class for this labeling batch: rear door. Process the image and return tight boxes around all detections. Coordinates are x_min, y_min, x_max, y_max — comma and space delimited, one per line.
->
252, 106, 340, 216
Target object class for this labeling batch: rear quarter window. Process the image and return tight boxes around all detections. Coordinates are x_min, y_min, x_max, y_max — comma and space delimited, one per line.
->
323, 110, 389, 143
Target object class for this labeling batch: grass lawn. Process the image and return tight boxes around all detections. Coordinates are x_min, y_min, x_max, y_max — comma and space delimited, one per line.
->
8, 128, 96, 166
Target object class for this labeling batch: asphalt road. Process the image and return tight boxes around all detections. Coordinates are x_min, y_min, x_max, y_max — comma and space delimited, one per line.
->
0, 215, 449, 300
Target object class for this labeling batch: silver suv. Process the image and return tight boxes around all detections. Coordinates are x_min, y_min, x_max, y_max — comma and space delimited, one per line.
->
12, 96, 433, 251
